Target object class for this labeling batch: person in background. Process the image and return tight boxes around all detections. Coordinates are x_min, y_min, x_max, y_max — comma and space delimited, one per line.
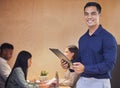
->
61, 2, 117, 88
60, 45, 80, 88
0, 43, 14, 88
5, 50, 39, 88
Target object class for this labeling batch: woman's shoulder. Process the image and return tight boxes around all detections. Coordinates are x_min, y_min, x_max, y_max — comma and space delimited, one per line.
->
13, 67, 23, 74
15, 67, 22, 70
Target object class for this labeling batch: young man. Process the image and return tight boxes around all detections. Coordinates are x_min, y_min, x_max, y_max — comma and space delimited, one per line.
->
0, 43, 14, 88
61, 2, 117, 88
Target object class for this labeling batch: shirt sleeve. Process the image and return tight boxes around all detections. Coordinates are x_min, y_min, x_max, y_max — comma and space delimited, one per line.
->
0, 62, 11, 81
61, 70, 79, 87
84, 35, 117, 74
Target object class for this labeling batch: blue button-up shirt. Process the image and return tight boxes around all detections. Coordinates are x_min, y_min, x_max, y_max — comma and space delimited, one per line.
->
75, 25, 117, 79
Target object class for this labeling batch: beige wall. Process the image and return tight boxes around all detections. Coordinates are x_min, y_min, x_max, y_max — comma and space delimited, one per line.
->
0, 0, 120, 80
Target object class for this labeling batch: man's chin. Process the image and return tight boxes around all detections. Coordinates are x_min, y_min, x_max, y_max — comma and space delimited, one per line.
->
87, 24, 97, 28
87, 22, 99, 27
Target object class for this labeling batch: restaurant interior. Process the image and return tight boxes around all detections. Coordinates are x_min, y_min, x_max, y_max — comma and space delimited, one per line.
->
0, 0, 120, 88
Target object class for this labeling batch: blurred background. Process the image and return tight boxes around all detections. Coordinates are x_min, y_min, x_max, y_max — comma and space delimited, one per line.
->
0, 0, 120, 87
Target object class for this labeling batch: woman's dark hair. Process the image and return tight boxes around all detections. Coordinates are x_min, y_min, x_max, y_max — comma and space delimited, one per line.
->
84, 2, 102, 14
5, 50, 32, 87
67, 45, 78, 60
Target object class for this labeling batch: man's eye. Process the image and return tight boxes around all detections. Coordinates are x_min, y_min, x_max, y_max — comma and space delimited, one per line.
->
84, 13, 88, 16
91, 12, 97, 15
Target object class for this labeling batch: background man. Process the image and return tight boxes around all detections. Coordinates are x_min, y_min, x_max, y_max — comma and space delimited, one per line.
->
0, 43, 14, 88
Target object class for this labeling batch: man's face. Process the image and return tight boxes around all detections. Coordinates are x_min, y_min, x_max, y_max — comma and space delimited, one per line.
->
84, 6, 100, 28
1, 49, 13, 60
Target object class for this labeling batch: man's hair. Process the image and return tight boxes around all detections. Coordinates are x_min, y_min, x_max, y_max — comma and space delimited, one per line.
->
84, 2, 102, 14
0, 43, 14, 51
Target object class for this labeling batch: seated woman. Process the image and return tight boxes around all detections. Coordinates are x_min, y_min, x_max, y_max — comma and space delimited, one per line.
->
60, 45, 80, 88
5, 50, 39, 88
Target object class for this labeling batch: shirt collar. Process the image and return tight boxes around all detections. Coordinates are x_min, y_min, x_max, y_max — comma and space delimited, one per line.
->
86, 25, 103, 36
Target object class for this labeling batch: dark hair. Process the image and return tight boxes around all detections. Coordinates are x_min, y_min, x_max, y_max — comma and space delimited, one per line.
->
84, 2, 102, 14
5, 50, 32, 87
0, 43, 14, 52
67, 45, 78, 60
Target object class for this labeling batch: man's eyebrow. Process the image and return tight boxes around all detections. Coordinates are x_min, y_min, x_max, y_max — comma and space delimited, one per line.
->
91, 11, 97, 13
84, 11, 97, 14
84, 11, 88, 13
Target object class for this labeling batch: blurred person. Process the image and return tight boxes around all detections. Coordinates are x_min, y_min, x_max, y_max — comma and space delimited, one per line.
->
0, 43, 14, 88
60, 45, 80, 88
5, 50, 39, 88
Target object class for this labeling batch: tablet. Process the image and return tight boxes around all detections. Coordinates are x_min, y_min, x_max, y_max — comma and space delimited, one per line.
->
49, 48, 72, 66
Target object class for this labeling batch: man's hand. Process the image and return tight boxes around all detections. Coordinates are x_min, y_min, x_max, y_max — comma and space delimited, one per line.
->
73, 62, 85, 74
61, 59, 70, 69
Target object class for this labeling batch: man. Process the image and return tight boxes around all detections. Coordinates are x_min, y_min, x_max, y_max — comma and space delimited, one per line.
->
0, 43, 14, 88
61, 2, 117, 88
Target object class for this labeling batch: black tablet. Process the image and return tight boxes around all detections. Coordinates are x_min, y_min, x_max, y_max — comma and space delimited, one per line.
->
49, 48, 72, 66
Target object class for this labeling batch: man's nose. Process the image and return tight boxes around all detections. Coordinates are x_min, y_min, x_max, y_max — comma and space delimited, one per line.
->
87, 14, 92, 18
